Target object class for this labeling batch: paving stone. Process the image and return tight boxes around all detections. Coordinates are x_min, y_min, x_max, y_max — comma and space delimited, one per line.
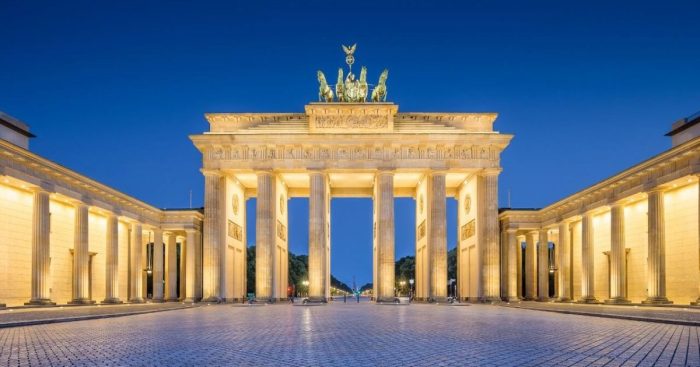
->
0, 303, 699, 366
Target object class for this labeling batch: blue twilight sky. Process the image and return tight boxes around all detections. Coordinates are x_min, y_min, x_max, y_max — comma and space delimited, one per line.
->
1, 1, 699, 286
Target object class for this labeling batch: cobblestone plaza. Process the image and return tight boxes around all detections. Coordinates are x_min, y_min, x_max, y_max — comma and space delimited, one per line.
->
1, 304, 699, 366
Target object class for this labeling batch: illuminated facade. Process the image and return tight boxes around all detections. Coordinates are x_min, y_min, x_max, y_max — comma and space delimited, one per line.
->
190, 102, 512, 302
0, 112, 203, 307
499, 114, 700, 305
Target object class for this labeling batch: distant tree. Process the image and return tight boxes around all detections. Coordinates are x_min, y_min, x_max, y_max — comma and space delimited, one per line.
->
246, 246, 351, 296
395, 256, 415, 283
246, 245, 255, 294
447, 247, 457, 281
359, 283, 373, 292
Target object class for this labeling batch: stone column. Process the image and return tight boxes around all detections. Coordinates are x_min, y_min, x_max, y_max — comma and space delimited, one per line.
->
166, 233, 178, 301
644, 189, 672, 304
506, 229, 519, 301
202, 170, 223, 302
129, 223, 144, 303
308, 172, 329, 302
428, 172, 447, 301
256, 171, 275, 301
578, 211, 598, 303
695, 179, 700, 306
102, 214, 122, 303
606, 203, 630, 304
556, 221, 571, 302
524, 232, 536, 300
537, 229, 549, 301
374, 171, 395, 302
480, 171, 500, 302
152, 228, 164, 302
26, 187, 55, 305
184, 229, 197, 302
194, 230, 203, 300
70, 202, 94, 304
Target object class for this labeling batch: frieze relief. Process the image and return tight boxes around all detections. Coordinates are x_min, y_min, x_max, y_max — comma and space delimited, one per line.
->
314, 115, 388, 129
206, 144, 499, 162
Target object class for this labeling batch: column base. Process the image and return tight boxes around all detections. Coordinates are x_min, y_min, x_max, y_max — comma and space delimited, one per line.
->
537, 297, 550, 302
506, 297, 521, 303
604, 297, 631, 304
522, 296, 536, 301
0, 304, 5, 309
555, 297, 571, 302
101, 298, 123, 304
128, 298, 145, 304
68, 299, 96, 305
201, 296, 222, 303
642, 297, 672, 305
305, 297, 327, 304
576, 297, 600, 304
183, 298, 197, 303
375, 296, 401, 304
24, 299, 56, 306
166, 298, 180, 302
149, 297, 166, 303
479, 296, 502, 304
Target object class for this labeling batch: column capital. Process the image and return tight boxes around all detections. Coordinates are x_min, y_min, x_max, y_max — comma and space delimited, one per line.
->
200, 169, 223, 178
375, 169, 394, 177
427, 170, 448, 177
480, 168, 501, 177
184, 228, 199, 235
506, 228, 518, 234
29, 180, 54, 193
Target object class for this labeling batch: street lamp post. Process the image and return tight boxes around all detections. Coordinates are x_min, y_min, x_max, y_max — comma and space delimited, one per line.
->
409, 279, 414, 301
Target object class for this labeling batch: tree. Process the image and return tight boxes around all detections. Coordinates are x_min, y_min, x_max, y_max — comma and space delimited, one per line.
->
447, 247, 457, 281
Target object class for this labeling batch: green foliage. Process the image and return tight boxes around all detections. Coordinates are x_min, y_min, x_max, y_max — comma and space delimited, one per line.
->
246, 246, 352, 295
447, 247, 457, 281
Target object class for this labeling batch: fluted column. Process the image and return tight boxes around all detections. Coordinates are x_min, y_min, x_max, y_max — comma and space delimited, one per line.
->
644, 189, 672, 304
202, 170, 223, 302
166, 233, 178, 301
374, 171, 395, 302
102, 214, 122, 303
556, 221, 571, 301
70, 202, 94, 304
194, 230, 203, 300
537, 229, 549, 301
480, 171, 501, 302
578, 211, 598, 303
129, 223, 144, 303
152, 228, 164, 302
606, 203, 630, 304
308, 172, 329, 302
524, 232, 536, 300
256, 171, 275, 301
506, 229, 519, 301
428, 172, 447, 301
695, 179, 700, 306
26, 187, 55, 306
184, 229, 197, 302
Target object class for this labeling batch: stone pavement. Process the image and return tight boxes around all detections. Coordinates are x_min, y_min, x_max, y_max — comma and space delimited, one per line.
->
1, 302, 699, 366
0, 303, 195, 328
506, 301, 700, 326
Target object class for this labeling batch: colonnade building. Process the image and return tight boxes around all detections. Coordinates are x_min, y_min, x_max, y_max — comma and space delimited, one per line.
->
0, 112, 203, 307
499, 113, 700, 305
0, 102, 698, 308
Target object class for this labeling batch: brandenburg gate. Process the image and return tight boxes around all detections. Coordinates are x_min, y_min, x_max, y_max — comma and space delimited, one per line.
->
190, 45, 512, 303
